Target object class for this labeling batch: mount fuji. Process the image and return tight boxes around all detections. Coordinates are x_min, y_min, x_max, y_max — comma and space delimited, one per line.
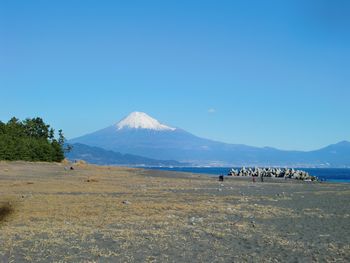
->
69, 112, 350, 167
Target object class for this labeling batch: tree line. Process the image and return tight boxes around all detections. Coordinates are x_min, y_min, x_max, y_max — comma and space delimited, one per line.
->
0, 117, 70, 162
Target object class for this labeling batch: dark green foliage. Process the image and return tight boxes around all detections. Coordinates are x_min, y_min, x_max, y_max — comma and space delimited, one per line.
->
0, 117, 68, 162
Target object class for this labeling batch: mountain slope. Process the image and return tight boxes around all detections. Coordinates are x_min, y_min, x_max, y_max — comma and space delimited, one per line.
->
66, 143, 186, 166
304, 141, 350, 167
116, 111, 175, 131
69, 112, 350, 167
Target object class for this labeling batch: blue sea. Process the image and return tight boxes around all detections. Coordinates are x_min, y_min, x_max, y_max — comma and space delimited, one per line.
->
144, 167, 350, 183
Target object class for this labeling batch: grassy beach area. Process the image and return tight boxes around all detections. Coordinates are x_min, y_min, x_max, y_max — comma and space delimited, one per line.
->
0, 161, 349, 262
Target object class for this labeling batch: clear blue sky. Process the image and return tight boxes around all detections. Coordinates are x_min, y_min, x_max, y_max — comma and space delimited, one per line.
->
1, 0, 349, 151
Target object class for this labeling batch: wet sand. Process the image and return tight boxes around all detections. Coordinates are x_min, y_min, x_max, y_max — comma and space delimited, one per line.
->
0, 161, 349, 262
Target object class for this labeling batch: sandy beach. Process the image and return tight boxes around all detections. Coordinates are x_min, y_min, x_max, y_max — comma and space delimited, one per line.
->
0, 161, 349, 262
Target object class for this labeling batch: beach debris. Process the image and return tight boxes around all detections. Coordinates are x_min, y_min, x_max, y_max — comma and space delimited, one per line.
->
86, 178, 99, 183
218, 175, 224, 182
122, 200, 131, 205
227, 167, 317, 181
65, 166, 75, 171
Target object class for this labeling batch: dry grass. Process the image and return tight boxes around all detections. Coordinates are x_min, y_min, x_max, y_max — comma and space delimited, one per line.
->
0, 161, 349, 262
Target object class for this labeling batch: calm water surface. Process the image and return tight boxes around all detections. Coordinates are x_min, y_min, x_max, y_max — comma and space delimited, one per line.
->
144, 167, 350, 183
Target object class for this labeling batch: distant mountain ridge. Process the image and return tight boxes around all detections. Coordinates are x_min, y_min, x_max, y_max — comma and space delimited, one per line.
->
66, 143, 186, 166
69, 112, 350, 167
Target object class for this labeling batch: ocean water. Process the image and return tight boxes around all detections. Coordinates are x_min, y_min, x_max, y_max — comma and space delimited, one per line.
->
144, 167, 350, 183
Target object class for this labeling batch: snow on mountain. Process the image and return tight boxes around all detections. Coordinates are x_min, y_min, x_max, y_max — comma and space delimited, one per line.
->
116, 112, 176, 131
69, 112, 350, 167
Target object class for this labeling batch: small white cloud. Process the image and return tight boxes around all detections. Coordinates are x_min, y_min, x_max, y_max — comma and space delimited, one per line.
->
208, 108, 216, 113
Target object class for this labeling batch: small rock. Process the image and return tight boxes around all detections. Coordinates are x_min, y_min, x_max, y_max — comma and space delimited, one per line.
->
122, 200, 131, 205
190, 217, 203, 225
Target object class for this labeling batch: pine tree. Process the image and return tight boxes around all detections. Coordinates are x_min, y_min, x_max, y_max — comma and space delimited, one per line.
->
0, 117, 68, 162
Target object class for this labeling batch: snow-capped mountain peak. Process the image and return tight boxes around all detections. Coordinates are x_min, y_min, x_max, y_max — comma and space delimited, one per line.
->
116, 112, 176, 131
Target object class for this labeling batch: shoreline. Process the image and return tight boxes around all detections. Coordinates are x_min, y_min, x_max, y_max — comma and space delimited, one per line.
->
141, 166, 350, 184
2, 160, 349, 183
